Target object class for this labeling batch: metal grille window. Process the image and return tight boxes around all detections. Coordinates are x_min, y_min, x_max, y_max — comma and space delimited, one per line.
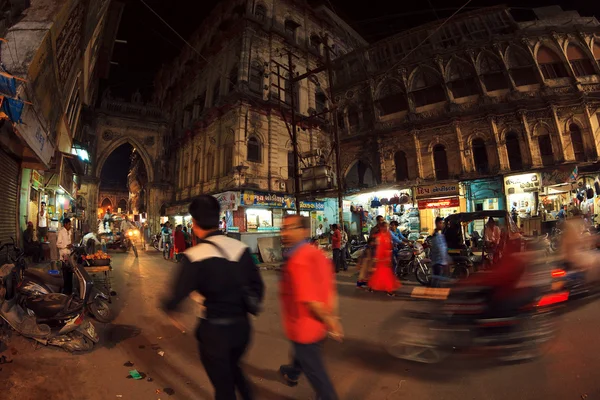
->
569, 124, 586, 161
537, 46, 569, 79
472, 138, 489, 173
395, 151, 409, 181
505, 132, 523, 171
507, 47, 538, 86
567, 45, 595, 77
376, 85, 408, 115
255, 4, 266, 21
247, 136, 262, 163
538, 134, 554, 166
409, 68, 446, 107
447, 59, 479, 98
479, 54, 509, 91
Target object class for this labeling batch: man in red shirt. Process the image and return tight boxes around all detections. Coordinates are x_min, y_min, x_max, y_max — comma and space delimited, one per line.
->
279, 215, 342, 400
331, 224, 342, 273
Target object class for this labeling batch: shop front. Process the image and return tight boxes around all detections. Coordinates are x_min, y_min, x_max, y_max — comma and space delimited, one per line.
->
539, 167, 578, 231
416, 182, 464, 235
504, 172, 541, 235
462, 177, 505, 233
345, 188, 417, 238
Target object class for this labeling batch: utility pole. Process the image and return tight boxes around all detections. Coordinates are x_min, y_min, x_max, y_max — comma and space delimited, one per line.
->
323, 39, 344, 230
272, 38, 344, 229
272, 52, 301, 214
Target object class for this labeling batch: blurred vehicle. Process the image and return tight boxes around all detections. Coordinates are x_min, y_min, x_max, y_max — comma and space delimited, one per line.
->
381, 248, 566, 363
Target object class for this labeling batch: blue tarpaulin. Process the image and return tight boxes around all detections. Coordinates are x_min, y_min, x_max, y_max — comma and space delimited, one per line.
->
1, 97, 24, 123
0, 72, 17, 97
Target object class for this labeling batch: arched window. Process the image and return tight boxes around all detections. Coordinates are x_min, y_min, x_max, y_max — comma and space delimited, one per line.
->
223, 143, 234, 175
537, 133, 554, 166
284, 74, 299, 111
433, 144, 449, 180
249, 62, 263, 93
247, 136, 262, 163
315, 88, 327, 114
593, 43, 600, 63
506, 47, 538, 86
447, 59, 479, 98
212, 80, 220, 105
537, 46, 569, 79
409, 68, 446, 107
479, 54, 509, 91
376, 84, 408, 115
394, 151, 409, 181
472, 138, 489, 173
337, 111, 345, 130
569, 123, 586, 161
505, 132, 523, 171
229, 64, 238, 92
567, 45, 595, 77
195, 156, 201, 184
347, 107, 359, 130
285, 20, 299, 41
206, 152, 215, 180
255, 4, 266, 21
310, 35, 321, 53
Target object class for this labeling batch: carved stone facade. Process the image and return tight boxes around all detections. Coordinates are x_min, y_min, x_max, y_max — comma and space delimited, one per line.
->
333, 6, 600, 189
152, 0, 366, 206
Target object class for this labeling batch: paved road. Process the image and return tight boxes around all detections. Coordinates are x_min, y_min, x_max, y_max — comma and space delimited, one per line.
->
1, 250, 599, 400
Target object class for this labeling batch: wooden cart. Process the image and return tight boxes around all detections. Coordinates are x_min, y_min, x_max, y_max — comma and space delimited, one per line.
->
84, 259, 113, 300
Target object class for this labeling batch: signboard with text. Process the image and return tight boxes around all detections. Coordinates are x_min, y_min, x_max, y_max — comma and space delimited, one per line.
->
418, 197, 460, 209
241, 190, 295, 209
299, 201, 325, 211
416, 183, 459, 199
215, 191, 240, 211
504, 173, 541, 194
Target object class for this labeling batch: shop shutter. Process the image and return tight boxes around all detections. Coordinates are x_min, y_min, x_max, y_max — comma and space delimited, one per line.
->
0, 149, 19, 262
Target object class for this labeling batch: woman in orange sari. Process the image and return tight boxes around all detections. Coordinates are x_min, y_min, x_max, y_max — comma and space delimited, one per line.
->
368, 222, 401, 296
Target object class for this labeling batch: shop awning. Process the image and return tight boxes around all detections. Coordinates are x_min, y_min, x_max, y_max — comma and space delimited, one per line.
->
63, 153, 86, 176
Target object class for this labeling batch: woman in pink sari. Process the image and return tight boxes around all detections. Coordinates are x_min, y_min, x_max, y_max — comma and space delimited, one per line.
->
368, 222, 401, 296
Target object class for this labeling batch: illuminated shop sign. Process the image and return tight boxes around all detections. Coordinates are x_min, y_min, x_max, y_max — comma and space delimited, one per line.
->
418, 197, 460, 209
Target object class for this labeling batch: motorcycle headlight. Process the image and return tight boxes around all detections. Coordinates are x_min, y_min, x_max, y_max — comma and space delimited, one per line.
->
128, 231, 133, 237
134, 229, 140, 235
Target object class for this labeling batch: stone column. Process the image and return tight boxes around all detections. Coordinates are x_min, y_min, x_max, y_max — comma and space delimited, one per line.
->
453, 121, 471, 173
550, 105, 568, 162
489, 116, 509, 171
583, 103, 600, 158
412, 130, 424, 179
80, 177, 99, 233
519, 110, 540, 167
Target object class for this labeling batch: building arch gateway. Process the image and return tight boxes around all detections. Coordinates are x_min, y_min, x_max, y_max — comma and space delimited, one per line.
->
95, 135, 155, 183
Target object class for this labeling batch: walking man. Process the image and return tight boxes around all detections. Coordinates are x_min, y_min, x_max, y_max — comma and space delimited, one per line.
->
279, 214, 342, 400
56, 218, 73, 260
162, 195, 264, 400
331, 224, 342, 273
430, 216, 450, 288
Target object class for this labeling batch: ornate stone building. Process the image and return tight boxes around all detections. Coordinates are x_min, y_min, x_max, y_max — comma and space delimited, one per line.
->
153, 0, 366, 208
333, 5, 600, 191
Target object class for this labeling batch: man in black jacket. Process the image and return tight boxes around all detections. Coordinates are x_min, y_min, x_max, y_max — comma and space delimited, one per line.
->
163, 195, 264, 400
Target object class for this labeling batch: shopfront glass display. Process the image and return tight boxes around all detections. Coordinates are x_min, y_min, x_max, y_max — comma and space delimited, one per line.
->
246, 208, 273, 231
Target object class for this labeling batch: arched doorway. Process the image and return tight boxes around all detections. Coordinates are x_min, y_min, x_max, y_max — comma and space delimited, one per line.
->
117, 199, 128, 214
505, 132, 523, 171
345, 160, 377, 189
100, 198, 112, 212
472, 138, 489, 174
394, 151, 409, 181
433, 145, 449, 180
569, 124, 586, 162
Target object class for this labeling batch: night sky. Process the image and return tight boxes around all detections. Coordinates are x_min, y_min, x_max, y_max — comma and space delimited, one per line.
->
104, 0, 600, 100
100, 143, 132, 190
99, 0, 600, 177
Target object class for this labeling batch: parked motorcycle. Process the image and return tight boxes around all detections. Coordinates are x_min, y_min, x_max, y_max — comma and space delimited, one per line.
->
0, 243, 99, 352
394, 242, 432, 286
5, 238, 113, 323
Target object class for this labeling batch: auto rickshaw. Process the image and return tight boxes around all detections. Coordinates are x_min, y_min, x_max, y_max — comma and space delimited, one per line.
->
443, 210, 523, 277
